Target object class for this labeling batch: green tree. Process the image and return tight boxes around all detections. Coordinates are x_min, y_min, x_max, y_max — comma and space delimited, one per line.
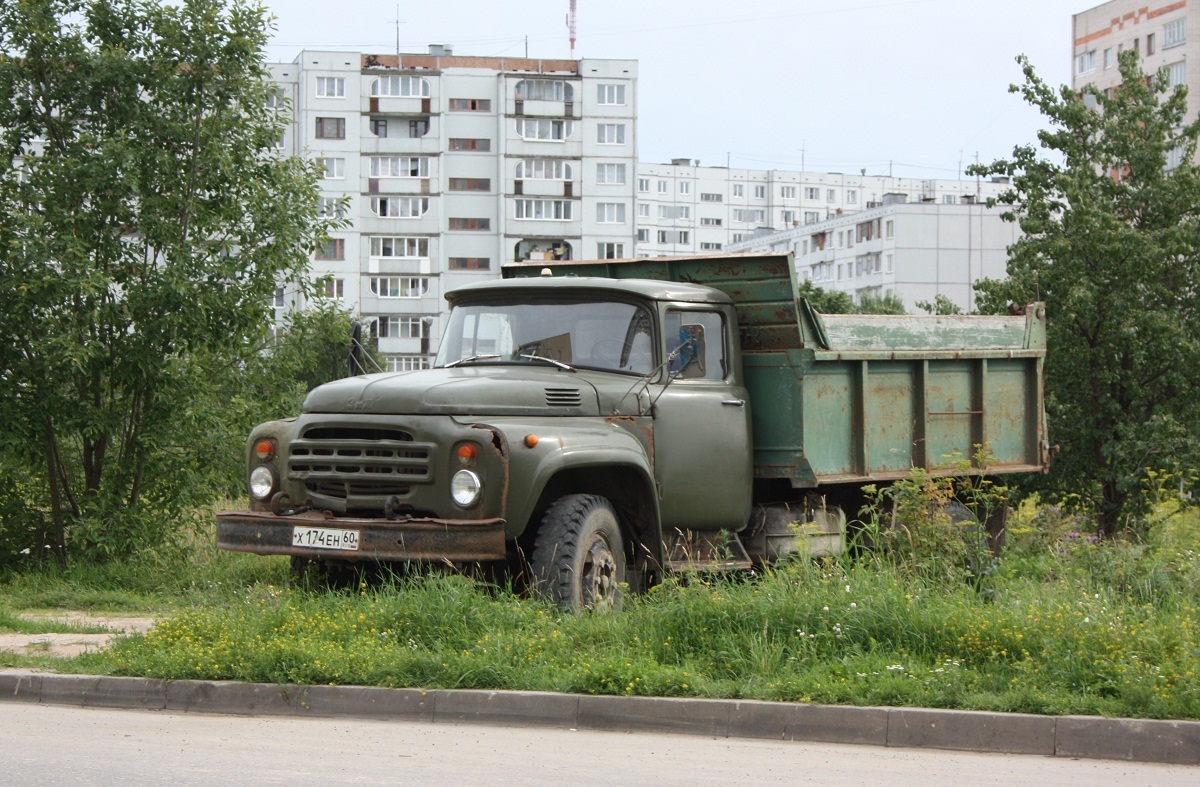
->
0, 0, 333, 561
969, 51, 1200, 535
855, 292, 907, 315
915, 294, 964, 315
796, 279, 854, 313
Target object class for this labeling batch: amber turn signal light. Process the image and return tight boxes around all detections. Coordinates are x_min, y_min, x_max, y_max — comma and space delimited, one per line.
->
254, 440, 275, 461
524, 434, 539, 448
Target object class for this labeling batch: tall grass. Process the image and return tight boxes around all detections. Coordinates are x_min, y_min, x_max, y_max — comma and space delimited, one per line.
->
5, 496, 1199, 720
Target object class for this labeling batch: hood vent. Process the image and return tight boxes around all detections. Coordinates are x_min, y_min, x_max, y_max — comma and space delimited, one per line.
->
544, 387, 582, 407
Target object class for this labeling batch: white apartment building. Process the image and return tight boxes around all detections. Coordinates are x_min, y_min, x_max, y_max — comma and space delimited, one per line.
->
727, 195, 1019, 313
1073, 1, 1197, 167
633, 160, 1009, 257
271, 47, 637, 370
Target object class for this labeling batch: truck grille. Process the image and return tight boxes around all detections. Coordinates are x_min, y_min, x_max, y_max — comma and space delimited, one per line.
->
289, 425, 434, 500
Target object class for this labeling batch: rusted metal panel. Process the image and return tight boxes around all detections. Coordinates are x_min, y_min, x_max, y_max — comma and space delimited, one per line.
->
216, 510, 507, 562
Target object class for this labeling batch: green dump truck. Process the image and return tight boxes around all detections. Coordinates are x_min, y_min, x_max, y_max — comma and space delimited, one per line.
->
217, 252, 1048, 608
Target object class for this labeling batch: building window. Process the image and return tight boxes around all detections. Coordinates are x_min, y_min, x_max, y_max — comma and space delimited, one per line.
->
782, 210, 797, 224
516, 118, 573, 140
370, 276, 430, 298
1147, 33, 1156, 55
322, 277, 345, 298
1164, 18, 1186, 49
515, 79, 574, 101
732, 184, 744, 197
847, 190, 857, 205
1103, 48, 1113, 69
700, 217, 722, 226
448, 178, 491, 191
826, 189, 836, 202
942, 194, 958, 204
317, 157, 344, 179
657, 180, 668, 193
804, 186, 819, 200
637, 178, 650, 192
781, 186, 796, 199
369, 156, 429, 178
597, 84, 626, 105
371, 119, 388, 137
885, 220, 894, 238
266, 87, 285, 109
636, 228, 650, 242
637, 202, 650, 217
371, 196, 428, 218
597, 202, 626, 223
405, 119, 430, 138
315, 117, 345, 139
449, 138, 491, 151
273, 286, 286, 308
514, 199, 573, 220
596, 163, 626, 184
316, 238, 345, 260
448, 98, 491, 111
734, 209, 765, 223
658, 205, 690, 219
449, 217, 490, 231
1076, 49, 1096, 74
657, 230, 689, 244
700, 192, 723, 202
448, 257, 491, 270
319, 197, 345, 218
597, 123, 626, 144
377, 316, 432, 339
370, 237, 429, 258
679, 181, 691, 194
597, 242, 624, 259
1169, 61, 1187, 87
804, 211, 820, 224
754, 185, 766, 199
700, 242, 722, 251
315, 76, 344, 98
371, 76, 430, 97
385, 354, 431, 372
731, 233, 745, 243
515, 159, 572, 180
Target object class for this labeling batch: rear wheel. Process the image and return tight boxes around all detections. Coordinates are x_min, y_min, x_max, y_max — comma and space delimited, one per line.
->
531, 494, 626, 611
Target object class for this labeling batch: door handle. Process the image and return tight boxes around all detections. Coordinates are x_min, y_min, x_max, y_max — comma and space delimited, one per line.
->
722, 399, 746, 407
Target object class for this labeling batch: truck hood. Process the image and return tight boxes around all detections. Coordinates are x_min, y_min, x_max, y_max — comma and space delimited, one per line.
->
301, 367, 620, 416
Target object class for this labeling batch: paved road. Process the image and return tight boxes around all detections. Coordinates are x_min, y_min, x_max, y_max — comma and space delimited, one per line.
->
2, 704, 1194, 785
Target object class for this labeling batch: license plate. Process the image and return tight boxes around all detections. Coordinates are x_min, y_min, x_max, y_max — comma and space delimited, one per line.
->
292, 526, 360, 551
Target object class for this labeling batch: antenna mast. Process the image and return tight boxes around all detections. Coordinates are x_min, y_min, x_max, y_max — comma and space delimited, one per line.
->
567, 0, 577, 59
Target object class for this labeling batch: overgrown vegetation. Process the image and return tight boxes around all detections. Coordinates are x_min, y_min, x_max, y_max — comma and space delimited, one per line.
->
3, 478, 1195, 721
970, 50, 1200, 535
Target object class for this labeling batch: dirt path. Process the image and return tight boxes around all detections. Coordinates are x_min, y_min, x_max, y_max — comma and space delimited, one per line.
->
0, 612, 156, 658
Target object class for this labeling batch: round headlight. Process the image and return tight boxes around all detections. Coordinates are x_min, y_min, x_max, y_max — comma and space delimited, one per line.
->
450, 470, 482, 508
249, 465, 276, 500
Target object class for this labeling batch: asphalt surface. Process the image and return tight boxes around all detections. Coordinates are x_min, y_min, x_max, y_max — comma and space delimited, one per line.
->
4, 703, 1197, 786
2, 670, 1199, 766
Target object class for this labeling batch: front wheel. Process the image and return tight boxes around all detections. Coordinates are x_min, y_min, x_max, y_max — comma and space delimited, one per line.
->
531, 494, 626, 611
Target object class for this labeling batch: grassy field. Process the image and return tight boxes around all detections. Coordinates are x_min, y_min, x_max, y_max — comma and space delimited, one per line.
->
1, 499, 1197, 720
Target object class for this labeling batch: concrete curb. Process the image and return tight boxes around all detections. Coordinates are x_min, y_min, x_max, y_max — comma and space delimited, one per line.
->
2, 670, 1198, 765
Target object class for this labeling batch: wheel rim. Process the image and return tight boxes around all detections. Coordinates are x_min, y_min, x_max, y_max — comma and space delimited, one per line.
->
580, 534, 618, 608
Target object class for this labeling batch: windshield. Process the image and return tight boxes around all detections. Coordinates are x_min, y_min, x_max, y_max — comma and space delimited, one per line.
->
436, 298, 655, 375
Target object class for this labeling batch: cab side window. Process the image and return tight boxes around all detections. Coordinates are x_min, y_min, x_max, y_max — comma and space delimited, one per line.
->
664, 310, 726, 380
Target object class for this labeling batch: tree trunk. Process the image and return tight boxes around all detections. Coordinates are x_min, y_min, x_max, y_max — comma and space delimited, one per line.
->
43, 422, 67, 565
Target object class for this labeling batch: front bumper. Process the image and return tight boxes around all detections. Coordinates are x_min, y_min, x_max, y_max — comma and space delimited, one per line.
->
216, 509, 507, 562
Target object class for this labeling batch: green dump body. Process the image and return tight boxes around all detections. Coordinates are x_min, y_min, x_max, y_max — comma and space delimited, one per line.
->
503, 252, 1049, 489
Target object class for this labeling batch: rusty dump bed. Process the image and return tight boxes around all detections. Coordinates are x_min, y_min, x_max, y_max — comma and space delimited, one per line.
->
504, 253, 1049, 488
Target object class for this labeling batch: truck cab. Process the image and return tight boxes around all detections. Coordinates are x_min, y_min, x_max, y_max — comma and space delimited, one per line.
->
218, 274, 753, 609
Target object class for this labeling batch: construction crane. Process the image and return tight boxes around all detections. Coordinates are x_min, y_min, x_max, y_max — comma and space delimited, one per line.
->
566, 0, 577, 59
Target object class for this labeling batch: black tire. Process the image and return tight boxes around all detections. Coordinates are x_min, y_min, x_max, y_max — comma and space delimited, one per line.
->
289, 555, 358, 590
531, 494, 626, 611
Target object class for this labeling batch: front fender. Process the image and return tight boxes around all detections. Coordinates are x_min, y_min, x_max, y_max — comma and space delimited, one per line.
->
465, 416, 657, 540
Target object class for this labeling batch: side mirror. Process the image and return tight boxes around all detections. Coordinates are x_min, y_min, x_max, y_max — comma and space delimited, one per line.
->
675, 324, 706, 378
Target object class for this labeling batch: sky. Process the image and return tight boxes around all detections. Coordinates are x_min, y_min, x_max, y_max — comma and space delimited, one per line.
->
260, 0, 1088, 180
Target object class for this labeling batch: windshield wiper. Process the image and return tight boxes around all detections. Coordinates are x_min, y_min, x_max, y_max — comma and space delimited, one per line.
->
519, 353, 575, 372
443, 354, 501, 368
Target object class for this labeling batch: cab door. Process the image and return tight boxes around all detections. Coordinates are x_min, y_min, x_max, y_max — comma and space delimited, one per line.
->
651, 307, 753, 531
